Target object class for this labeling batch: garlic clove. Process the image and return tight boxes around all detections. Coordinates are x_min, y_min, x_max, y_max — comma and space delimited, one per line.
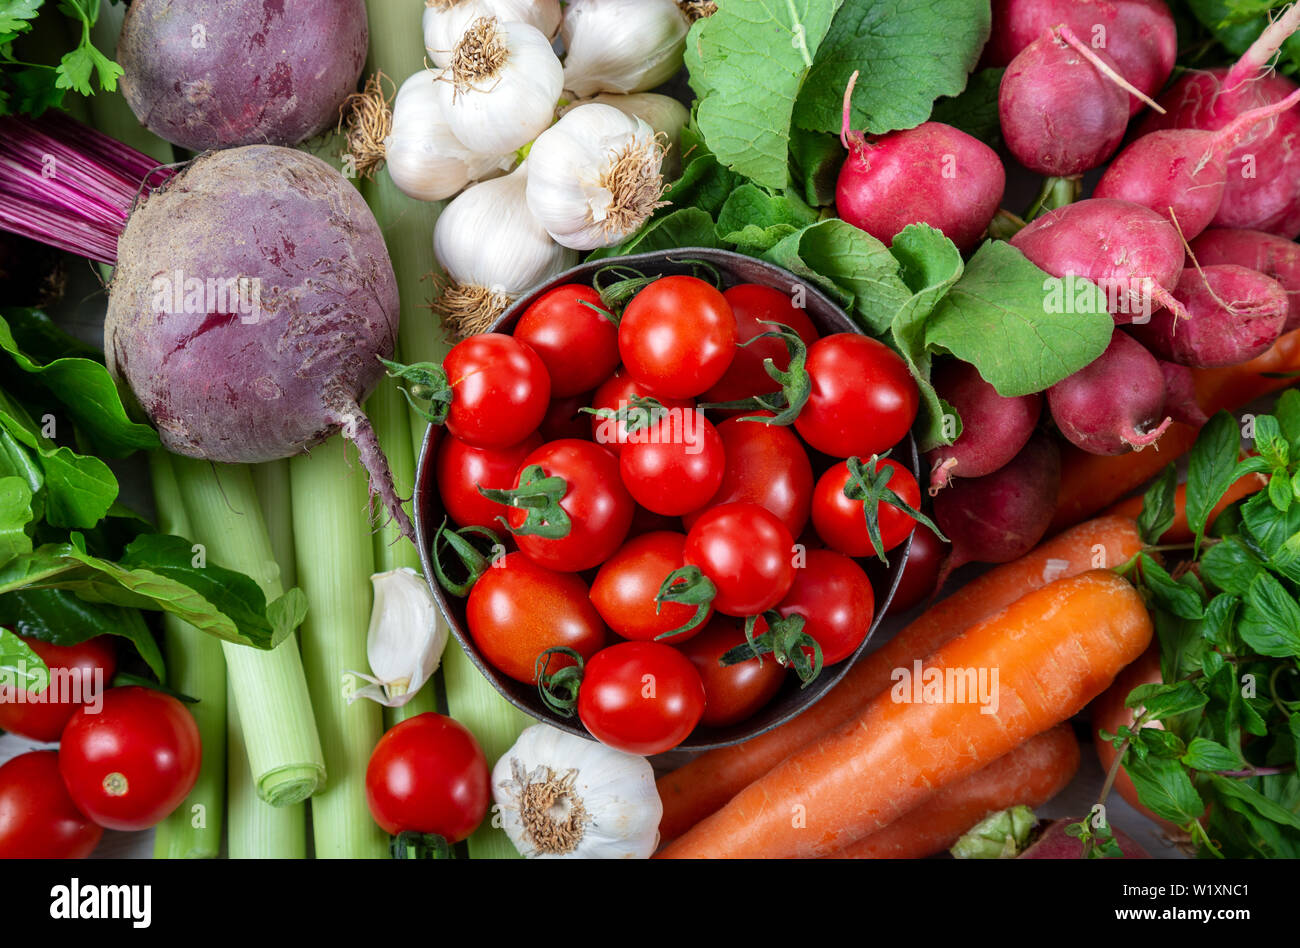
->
346, 568, 448, 708
560, 0, 690, 98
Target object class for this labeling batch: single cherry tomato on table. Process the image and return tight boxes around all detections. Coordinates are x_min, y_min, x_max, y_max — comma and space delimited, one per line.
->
443, 333, 551, 448
794, 334, 918, 459
812, 457, 925, 559
365, 712, 490, 843
513, 285, 620, 397
682, 502, 797, 617
577, 641, 706, 755
618, 276, 737, 399
467, 552, 606, 683
0, 751, 103, 858
679, 618, 786, 728
435, 432, 543, 530
0, 633, 116, 742
589, 532, 709, 642
58, 686, 201, 832
702, 284, 821, 405
619, 409, 725, 516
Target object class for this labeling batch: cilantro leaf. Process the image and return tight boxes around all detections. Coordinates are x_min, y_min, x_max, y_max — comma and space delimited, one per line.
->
0, 0, 43, 36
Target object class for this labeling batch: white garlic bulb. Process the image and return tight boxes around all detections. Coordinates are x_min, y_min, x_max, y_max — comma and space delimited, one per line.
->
384, 70, 514, 203
347, 569, 448, 707
423, 0, 562, 67
435, 16, 564, 156
560, 92, 689, 179
525, 103, 665, 251
493, 724, 662, 859
434, 162, 577, 335
560, 0, 690, 97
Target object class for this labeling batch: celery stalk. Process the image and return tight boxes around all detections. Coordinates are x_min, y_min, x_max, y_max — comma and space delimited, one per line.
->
171, 457, 325, 807
226, 678, 307, 859
252, 460, 298, 589
290, 437, 387, 858
149, 452, 226, 859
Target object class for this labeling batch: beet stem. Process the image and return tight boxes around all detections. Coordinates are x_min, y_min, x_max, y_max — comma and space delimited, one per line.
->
345, 407, 418, 543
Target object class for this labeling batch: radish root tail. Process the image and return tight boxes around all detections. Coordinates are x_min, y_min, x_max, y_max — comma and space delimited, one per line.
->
1054, 24, 1166, 114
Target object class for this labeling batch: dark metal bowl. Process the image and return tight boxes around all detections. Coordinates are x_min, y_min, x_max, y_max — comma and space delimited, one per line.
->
414, 248, 917, 751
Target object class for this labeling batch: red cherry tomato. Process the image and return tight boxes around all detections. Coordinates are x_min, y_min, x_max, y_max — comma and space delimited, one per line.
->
702, 284, 821, 404
776, 549, 875, 665
538, 392, 594, 442
619, 409, 725, 516
679, 618, 785, 728
467, 552, 607, 683
505, 439, 634, 572
618, 276, 737, 399
435, 432, 543, 530
588, 370, 694, 455
682, 413, 814, 537
589, 532, 708, 642
365, 713, 490, 843
0, 634, 116, 742
58, 686, 201, 832
684, 502, 797, 617
885, 524, 948, 614
444, 333, 551, 448
0, 751, 103, 858
577, 641, 706, 754
794, 334, 918, 458
513, 285, 620, 397
812, 457, 923, 558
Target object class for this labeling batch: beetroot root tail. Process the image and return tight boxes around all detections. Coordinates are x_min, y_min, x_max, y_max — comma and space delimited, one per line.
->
345, 408, 417, 543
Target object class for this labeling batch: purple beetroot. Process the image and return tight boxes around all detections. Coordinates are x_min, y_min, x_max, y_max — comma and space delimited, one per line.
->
925, 360, 1042, 494
1132, 265, 1289, 368
1191, 228, 1300, 332
1048, 331, 1172, 456
837, 73, 1006, 252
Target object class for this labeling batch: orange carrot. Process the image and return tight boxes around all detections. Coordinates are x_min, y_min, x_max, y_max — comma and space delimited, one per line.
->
1052, 329, 1300, 533
657, 570, 1153, 859
1104, 473, 1268, 543
655, 515, 1143, 841
827, 724, 1080, 859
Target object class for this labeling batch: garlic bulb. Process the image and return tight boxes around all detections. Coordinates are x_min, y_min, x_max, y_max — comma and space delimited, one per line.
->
560, 0, 690, 97
561, 93, 689, 179
526, 103, 666, 251
347, 569, 448, 707
385, 70, 514, 202
493, 724, 662, 859
423, 0, 562, 67
435, 16, 564, 156
434, 162, 577, 335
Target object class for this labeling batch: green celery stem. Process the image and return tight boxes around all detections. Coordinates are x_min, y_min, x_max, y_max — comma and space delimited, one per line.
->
252, 460, 298, 589
226, 678, 307, 858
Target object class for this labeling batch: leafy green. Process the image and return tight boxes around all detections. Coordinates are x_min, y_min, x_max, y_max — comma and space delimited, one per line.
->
929, 67, 1004, 145
0, 0, 123, 117
1184, 0, 1300, 76
1137, 464, 1179, 545
0, 588, 165, 680
0, 624, 48, 693
1124, 753, 1206, 825
0, 475, 34, 568
716, 184, 818, 255
588, 207, 721, 261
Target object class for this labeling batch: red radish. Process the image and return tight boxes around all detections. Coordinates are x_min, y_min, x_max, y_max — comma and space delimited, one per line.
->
985, 0, 1177, 117
925, 360, 1042, 494
1133, 265, 1289, 368
1048, 331, 1172, 456
1095, 90, 1300, 240
1191, 228, 1300, 331
932, 432, 1060, 585
1157, 359, 1209, 428
836, 73, 1005, 252
1010, 199, 1190, 325
1019, 818, 1150, 858
998, 30, 1129, 177
118, 0, 369, 151
1141, 5, 1300, 237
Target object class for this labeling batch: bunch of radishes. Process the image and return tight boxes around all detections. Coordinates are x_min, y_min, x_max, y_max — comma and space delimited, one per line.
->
376, 0, 698, 334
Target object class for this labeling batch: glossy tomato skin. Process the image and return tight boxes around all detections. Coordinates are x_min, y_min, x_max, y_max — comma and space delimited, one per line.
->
680, 618, 785, 728
703, 285, 822, 404
435, 432, 543, 530
619, 410, 725, 516
812, 458, 922, 558
588, 370, 694, 455
58, 687, 201, 832
795, 334, 918, 458
885, 524, 947, 614
684, 502, 797, 617
777, 549, 875, 665
513, 285, 620, 397
577, 642, 706, 755
618, 276, 738, 399
589, 532, 707, 642
0, 751, 102, 858
0, 634, 116, 742
682, 413, 813, 537
507, 439, 634, 572
365, 713, 489, 843
467, 552, 607, 683
444, 334, 551, 448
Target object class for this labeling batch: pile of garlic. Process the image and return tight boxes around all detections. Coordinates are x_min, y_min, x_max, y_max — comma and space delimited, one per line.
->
350, 0, 703, 336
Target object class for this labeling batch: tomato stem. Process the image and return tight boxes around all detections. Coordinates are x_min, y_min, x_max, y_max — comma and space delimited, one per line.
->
477, 464, 572, 539
378, 357, 452, 424
535, 647, 586, 717
654, 566, 716, 638
430, 519, 502, 597
842, 454, 948, 564
719, 612, 825, 687
698, 321, 811, 426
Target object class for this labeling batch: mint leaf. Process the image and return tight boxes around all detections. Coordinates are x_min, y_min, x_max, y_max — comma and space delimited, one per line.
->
1127, 679, 1209, 720
1137, 464, 1178, 545
1275, 388, 1300, 452
1200, 536, 1266, 595
1242, 490, 1300, 560
793, 0, 990, 136
687, 0, 843, 189
1209, 775, 1300, 833
1239, 571, 1300, 658
0, 624, 47, 693
716, 184, 818, 255
1125, 753, 1206, 825
1186, 411, 1242, 546
922, 241, 1112, 397
1183, 737, 1243, 772
1252, 413, 1289, 469
1199, 594, 1240, 652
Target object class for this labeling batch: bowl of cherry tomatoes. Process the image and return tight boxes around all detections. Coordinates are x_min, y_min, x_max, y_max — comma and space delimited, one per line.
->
414, 249, 923, 753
